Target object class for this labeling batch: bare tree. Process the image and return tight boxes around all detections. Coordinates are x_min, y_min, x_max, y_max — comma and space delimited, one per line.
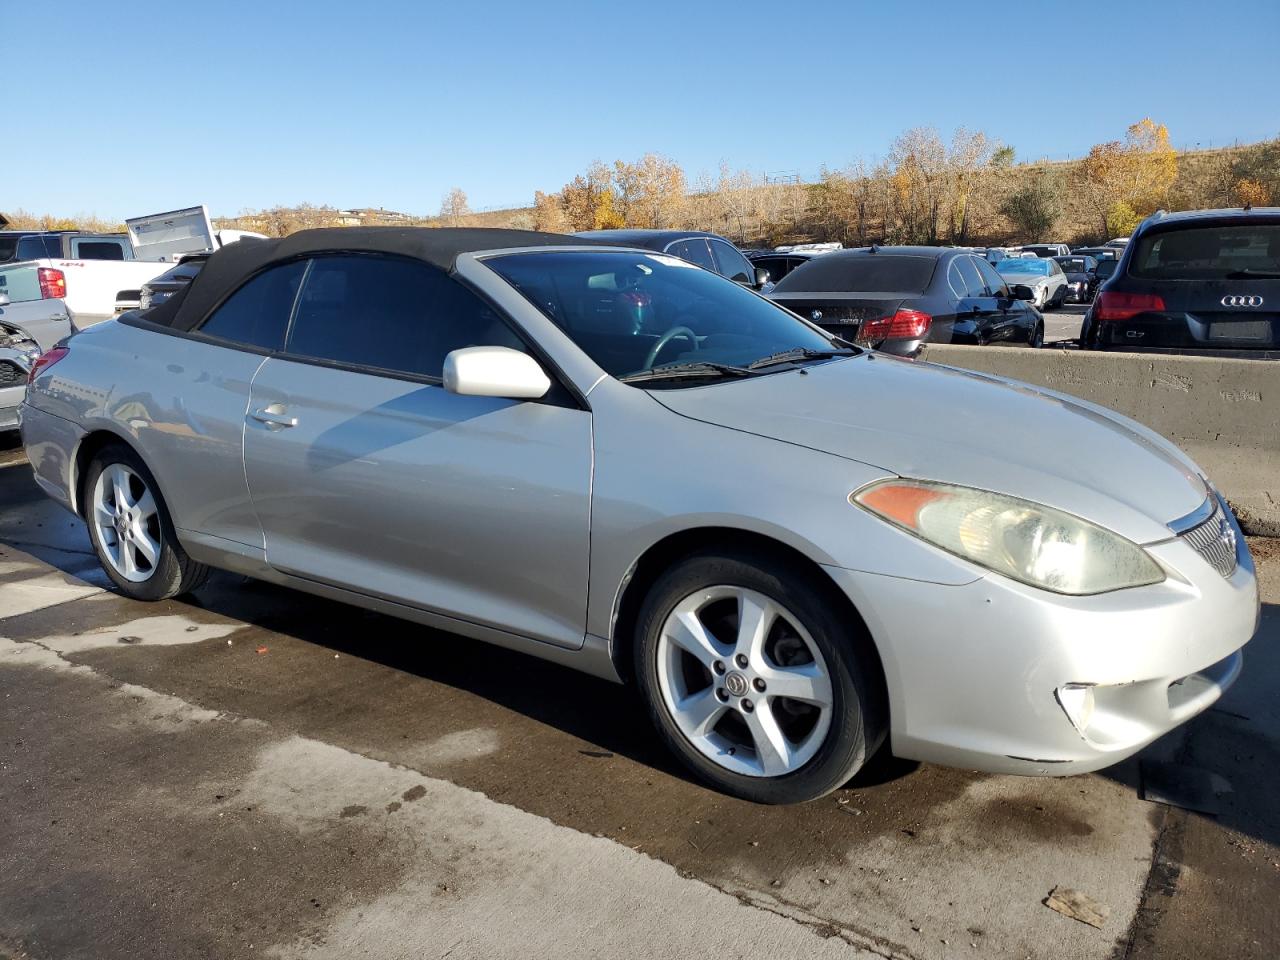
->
440, 188, 471, 227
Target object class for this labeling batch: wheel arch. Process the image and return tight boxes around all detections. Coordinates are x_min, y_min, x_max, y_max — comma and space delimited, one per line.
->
608, 526, 889, 720
70, 427, 146, 518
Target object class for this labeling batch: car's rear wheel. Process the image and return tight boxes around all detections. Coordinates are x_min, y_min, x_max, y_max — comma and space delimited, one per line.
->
1030, 322, 1044, 348
634, 549, 884, 804
84, 443, 209, 600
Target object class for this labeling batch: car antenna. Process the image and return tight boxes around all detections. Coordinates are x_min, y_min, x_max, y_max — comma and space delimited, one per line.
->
1244, 200, 1253, 212
869, 243, 879, 254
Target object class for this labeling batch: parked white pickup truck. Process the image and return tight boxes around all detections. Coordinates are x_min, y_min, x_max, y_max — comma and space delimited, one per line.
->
0, 205, 263, 330
0, 205, 264, 429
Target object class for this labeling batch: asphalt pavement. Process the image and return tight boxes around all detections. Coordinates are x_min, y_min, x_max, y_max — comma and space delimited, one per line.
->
1043, 304, 1087, 345
1, 431, 1276, 960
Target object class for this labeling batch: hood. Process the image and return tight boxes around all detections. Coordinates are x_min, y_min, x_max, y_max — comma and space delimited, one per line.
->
650, 354, 1207, 545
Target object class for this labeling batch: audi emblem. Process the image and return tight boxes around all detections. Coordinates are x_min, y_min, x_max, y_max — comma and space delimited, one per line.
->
1221, 295, 1264, 308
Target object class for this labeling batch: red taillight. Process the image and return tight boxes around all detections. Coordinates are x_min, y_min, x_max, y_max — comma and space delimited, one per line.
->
37, 267, 67, 300
1093, 291, 1165, 322
861, 308, 932, 341
28, 346, 69, 384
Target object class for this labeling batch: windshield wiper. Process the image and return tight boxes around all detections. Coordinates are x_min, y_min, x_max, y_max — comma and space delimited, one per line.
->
619, 361, 756, 384
747, 346, 860, 370
1224, 268, 1280, 279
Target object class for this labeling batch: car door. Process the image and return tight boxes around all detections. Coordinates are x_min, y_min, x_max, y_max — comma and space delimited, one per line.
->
974, 256, 1028, 342
708, 239, 756, 286
126, 259, 306, 553
954, 256, 1001, 342
241, 253, 593, 649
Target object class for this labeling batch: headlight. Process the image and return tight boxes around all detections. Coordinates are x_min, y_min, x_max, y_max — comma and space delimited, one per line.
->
852, 479, 1165, 595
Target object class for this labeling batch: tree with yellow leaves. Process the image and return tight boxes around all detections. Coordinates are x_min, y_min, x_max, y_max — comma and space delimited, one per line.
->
1077, 118, 1178, 237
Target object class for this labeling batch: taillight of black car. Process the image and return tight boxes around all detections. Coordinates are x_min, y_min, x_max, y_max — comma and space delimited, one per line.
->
1093, 291, 1166, 322
860, 308, 932, 342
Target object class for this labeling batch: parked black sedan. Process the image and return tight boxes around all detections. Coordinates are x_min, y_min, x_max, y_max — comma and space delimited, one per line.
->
768, 246, 1043, 356
575, 229, 768, 289
746, 251, 815, 285
1053, 255, 1100, 303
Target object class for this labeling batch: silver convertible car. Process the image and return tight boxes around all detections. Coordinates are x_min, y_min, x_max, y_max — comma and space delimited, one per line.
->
20, 228, 1260, 804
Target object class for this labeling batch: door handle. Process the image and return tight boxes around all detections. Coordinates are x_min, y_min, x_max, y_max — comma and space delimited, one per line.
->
250, 405, 297, 428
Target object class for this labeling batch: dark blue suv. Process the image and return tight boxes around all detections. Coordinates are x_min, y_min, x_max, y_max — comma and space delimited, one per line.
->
1082, 208, 1280, 358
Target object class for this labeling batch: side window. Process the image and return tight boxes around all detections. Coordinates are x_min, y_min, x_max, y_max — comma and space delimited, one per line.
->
974, 258, 1009, 296
16, 235, 59, 260
709, 240, 754, 283
947, 261, 967, 299
667, 238, 716, 271
198, 260, 306, 350
73, 240, 126, 261
955, 257, 988, 297
285, 255, 517, 379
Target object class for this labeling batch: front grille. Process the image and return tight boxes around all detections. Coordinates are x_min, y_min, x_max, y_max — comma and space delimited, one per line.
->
0, 360, 25, 386
1179, 500, 1238, 578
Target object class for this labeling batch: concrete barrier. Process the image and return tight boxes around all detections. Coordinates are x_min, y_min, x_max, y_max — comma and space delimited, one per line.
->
917, 344, 1280, 536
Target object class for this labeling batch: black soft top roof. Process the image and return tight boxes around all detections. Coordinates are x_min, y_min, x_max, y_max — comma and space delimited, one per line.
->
144, 226, 616, 332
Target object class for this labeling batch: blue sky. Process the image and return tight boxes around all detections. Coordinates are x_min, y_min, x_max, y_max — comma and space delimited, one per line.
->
8, 0, 1279, 221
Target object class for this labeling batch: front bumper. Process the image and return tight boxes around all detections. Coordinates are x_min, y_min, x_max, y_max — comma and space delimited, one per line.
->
826, 515, 1259, 776
0, 385, 22, 430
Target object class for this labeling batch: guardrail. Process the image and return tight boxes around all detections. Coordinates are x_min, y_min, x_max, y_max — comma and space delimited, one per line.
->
917, 345, 1280, 537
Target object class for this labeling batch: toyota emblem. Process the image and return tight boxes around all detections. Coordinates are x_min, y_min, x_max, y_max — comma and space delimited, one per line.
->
1221, 295, 1264, 307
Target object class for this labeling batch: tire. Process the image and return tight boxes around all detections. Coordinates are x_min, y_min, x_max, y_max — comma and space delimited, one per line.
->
634, 548, 885, 804
83, 442, 209, 600
1030, 322, 1044, 348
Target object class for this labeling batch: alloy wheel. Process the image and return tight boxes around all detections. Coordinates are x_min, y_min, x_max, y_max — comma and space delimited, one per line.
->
655, 585, 834, 778
91, 463, 162, 583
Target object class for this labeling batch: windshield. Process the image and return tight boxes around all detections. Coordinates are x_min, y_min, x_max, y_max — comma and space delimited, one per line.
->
485, 251, 838, 382
1130, 224, 1280, 279
996, 258, 1050, 276
1055, 258, 1089, 272
772, 254, 935, 294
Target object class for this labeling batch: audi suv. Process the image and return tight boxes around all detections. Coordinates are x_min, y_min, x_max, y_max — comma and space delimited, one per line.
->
1082, 208, 1280, 357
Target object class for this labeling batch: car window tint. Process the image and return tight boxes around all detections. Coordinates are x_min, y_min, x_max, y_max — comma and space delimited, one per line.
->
1131, 224, 1280, 279
775, 255, 936, 294
15, 235, 59, 260
955, 257, 988, 297
198, 260, 306, 350
974, 258, 1009, 296
286, 255, 519, 378
709, 240, 753, 283
75, 240, 126, 260
667, 238, 716, 271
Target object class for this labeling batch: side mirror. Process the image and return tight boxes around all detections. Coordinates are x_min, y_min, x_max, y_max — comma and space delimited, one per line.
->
1010, 284, 1035, 301
754, 266, 771, 289
443, 346, 551, 400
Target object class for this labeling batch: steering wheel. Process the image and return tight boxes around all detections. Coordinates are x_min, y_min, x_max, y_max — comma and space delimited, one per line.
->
643, 325, 699, 370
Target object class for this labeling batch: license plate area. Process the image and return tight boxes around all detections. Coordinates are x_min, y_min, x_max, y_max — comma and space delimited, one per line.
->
1208, 320, 1271, 341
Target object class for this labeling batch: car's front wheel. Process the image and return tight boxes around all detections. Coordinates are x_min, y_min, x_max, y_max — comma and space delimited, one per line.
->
84, 443, 209, 600
1030, 322, 1044, 348
634, 549, 884, 803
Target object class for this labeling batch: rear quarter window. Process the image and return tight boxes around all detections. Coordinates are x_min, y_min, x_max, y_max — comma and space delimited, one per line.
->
774, 255, 936, 294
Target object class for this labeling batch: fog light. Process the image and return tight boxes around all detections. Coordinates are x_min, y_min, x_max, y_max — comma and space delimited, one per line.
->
1057, 683, 1096, 733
